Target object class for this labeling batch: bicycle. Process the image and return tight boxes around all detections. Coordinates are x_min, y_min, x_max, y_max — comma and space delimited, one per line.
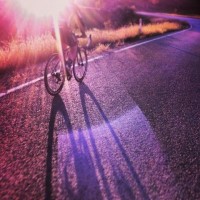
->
44, 34, 91, 96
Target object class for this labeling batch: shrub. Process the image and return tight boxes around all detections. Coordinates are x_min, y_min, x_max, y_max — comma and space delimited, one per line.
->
108, 6, 137, 28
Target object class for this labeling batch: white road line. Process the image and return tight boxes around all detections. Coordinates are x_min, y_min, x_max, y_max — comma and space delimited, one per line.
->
0, 27, 191, 99
114, 27, 191, 53
0, 76, 44, 98
0, 56, 104, 98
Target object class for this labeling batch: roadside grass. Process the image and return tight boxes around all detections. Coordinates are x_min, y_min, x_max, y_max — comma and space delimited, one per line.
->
142, 21, 182, 34
0, 34, 56, 71
0, 21, 183, 72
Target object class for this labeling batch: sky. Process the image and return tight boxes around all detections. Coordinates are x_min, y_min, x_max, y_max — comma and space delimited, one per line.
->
0, 0, 199, 41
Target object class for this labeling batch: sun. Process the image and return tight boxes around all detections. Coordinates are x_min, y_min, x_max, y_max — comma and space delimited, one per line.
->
14, 0, 69, 18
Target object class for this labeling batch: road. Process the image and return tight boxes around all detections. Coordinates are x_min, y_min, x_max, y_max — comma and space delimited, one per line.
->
0, 13, 200, 199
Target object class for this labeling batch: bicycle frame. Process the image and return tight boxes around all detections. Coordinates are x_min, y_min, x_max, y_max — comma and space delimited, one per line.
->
44, 34, 91, 95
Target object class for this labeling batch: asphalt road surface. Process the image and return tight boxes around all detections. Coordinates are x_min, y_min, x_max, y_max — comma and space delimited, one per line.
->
0, 13, 200, 200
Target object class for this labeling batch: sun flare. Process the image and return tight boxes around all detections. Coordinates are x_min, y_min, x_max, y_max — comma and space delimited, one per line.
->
15, 0, 69, 18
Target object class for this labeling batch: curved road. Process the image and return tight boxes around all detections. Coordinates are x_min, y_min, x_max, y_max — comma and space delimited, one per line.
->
0, 13, 200, 199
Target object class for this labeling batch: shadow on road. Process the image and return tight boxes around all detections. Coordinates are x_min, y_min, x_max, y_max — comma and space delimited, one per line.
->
45, 95, 69, 200
45, 94, 102, 200
45, 82, 150, 200
79, 83, 150, 200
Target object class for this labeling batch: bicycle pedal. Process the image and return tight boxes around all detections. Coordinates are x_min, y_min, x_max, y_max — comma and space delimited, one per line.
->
67, 74, 72, 81
66, 70, 72, 81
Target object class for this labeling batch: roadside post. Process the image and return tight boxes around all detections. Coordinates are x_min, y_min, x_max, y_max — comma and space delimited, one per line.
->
139, 18, 143, 35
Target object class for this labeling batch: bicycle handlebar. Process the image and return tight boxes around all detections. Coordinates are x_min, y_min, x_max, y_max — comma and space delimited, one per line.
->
74, 34, 92, 49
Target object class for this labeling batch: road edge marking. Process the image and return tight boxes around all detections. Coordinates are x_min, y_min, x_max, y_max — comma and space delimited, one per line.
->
0, 27, 192, 99
114, 27, 191, 53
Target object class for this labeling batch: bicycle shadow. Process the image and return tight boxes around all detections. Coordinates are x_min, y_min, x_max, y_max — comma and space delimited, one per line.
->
45, 95, 69, 200
45, 83, 150, 200
79, 82, 150, 200
45, 95, 102, 200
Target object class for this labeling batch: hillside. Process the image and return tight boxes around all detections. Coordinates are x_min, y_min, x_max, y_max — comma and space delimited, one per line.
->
95, 0, 200, 14
135, 0, 200, 14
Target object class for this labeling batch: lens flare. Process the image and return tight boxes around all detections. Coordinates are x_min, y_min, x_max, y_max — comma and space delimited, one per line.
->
14, 0, 68, 18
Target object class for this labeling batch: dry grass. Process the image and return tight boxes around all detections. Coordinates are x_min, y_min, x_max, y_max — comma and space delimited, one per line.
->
142, 21, 181, 35
0, 21, 182, 71
0, 34, 56, 71
87, 22, 181, 46
93, 44, 111, 54
85, 25, 139, 47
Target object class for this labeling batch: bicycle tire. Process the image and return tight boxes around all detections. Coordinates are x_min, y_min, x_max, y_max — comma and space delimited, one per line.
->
73, 47, 88, 82
44, 53, 65, 96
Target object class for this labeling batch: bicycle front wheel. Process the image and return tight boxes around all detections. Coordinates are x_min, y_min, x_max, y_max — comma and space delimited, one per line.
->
73, 47, 88, 82
44, 53, 65, 96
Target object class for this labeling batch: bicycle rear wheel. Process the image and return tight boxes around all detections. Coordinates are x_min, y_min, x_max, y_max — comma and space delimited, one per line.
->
73, 47, 88, 82
44, 53, 65, 96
